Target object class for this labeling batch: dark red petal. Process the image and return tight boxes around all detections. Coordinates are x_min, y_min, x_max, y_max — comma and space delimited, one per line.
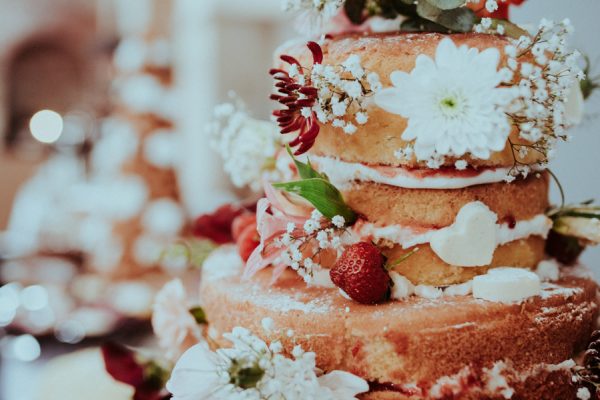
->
101, 342, 144, 388
280, 54, 301, 66
299, 87, 318, 96
294, 139, 315, 155
281, 120, 303, 134
285, 83, 302, 91
298, 120, 320, 141
295, 98, 316, 107
277, 116, 294, 124
307, 41, 323, 64
269, 68, 289, 76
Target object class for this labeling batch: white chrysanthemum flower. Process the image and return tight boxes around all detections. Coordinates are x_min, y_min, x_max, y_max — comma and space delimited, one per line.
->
375, 38, 513, 164
167, 326, 368, 400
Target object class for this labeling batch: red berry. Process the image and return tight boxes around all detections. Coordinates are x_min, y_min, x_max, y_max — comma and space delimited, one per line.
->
237, 224, 260, 262
330, 242, 390, 304
232, 214, 257, 241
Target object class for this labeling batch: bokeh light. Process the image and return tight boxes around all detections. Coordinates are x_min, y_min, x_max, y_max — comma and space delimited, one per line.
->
29, 109, 64, 143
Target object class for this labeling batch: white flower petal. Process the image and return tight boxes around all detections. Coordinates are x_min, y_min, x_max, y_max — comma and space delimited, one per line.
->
166, 343, 224, 400
317, 370, 369, 399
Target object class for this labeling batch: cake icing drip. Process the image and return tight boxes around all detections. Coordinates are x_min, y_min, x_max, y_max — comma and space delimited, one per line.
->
311, 155, 543, 189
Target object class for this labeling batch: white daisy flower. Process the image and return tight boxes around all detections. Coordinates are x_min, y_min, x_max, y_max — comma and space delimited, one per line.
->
375, 38, 513, 165
166, 327, 368, 400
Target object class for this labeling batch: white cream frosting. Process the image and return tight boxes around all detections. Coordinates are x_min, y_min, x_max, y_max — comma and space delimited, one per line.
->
311, 155, 542, 190
354, 213, 552, 251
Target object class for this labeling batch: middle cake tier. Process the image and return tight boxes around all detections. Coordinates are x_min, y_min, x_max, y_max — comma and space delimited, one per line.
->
298, 154, 552, 285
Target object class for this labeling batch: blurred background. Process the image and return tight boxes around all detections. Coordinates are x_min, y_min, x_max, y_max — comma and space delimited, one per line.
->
0, 0, 598, 399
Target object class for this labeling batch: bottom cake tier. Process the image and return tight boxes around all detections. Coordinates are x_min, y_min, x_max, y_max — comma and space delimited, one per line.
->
200, 247, 598, 400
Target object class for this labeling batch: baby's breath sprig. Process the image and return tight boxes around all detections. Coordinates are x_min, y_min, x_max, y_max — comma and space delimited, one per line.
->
502, 19, 583, 179
272, 210, 350, 284
270, 41, 381, 155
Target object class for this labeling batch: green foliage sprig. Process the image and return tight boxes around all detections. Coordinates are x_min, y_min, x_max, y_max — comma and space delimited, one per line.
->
272, 147, 357, 224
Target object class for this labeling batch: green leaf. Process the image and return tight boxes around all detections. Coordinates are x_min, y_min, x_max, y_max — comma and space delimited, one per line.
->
435, 7, 476, 32
285, 145, 326, 180
344, 0, 366, 24
273, 178, 357, 224
425, 0, 466, 10
189, 306, 208, 324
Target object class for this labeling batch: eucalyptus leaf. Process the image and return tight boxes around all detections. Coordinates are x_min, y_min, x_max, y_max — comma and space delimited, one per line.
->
425, 0, 466, 10
416, 0, 442, 20
401, 17, 448, 33
189, 306, 208, 324
273, 178, 357, 224
435, 7, 475, 32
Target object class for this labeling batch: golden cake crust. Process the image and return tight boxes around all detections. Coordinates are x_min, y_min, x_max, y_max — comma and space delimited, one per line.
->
344, 173, 549, 229
278, 32, 539, 168
201, 248, 598, 400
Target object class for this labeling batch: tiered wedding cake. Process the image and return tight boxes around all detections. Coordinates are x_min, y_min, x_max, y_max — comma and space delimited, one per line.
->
111, 1, 600, 400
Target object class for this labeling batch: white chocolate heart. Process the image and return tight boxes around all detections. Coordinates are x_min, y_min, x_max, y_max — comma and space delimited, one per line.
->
473, 267, 541, 304
430, 201, 498, 267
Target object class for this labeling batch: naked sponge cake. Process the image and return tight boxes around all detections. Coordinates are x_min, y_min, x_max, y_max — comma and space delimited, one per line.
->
127, 2, 600, 400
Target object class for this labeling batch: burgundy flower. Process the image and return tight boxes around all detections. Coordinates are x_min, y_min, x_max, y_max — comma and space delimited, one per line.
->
101, 342, 169, 400
270, 41, 324, 155
192, 204, 245, 244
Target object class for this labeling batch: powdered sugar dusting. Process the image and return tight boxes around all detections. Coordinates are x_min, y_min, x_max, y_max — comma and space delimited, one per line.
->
539, 283, 582, 299
202, 245, 244, 282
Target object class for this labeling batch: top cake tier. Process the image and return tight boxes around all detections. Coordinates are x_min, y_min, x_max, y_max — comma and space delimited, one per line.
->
273, 31, 581, 170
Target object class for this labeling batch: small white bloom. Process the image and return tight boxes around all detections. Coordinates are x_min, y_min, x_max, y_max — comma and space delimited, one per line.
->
152, 280, 204, 362
343, 123, 357, 134
311, 209, 323, 220
355, 112, 368, 125
304, 219, 319, 234
577, 387, 591, 400
454, 159, 468, 170
332, 215, 345, 228
287, 222, 296, 233
485, 0, 498, 12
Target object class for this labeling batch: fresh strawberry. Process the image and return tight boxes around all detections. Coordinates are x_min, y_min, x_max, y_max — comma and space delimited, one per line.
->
237, 223, 260, 262
232, 214, 257, 241
330, 242, 390, 304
